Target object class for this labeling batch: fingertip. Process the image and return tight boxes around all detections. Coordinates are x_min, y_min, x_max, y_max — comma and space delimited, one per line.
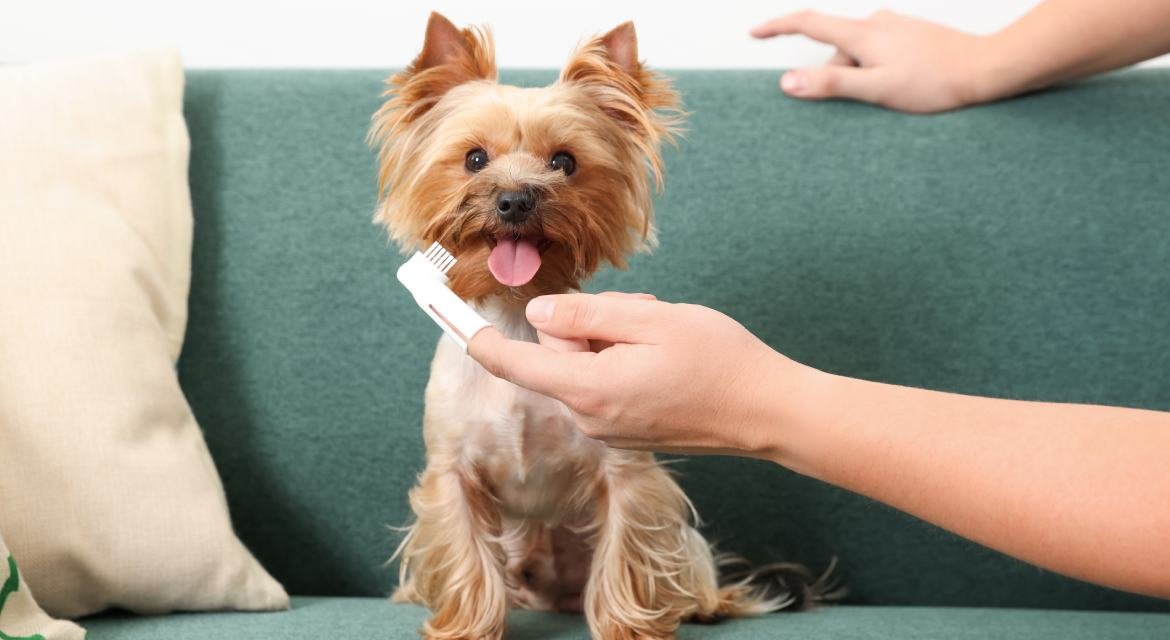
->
526, 296, 556, 324
781, 71, 808, 95
466, 326, 501, 361
793, 66, 878, 103
750, 15, 796, 38
466, 327, 509, 380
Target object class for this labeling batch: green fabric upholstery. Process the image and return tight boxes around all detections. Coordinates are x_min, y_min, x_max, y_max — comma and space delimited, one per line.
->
84, 598, 1170, 639
178, 67, 1170, 617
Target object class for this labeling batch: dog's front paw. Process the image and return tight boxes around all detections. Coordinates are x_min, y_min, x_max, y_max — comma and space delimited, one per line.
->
421, 622, 504, 640
588, 622, 677, 640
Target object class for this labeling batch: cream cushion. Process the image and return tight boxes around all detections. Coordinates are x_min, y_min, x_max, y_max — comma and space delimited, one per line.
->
0, 51, 289, 618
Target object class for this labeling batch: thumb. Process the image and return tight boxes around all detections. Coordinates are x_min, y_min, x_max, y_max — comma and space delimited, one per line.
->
525, 293, 661, 344
781, 66, 885, 103
537, 329, 590, 353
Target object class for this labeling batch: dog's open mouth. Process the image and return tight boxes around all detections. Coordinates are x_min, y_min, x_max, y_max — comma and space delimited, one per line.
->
487, 233, 551, 287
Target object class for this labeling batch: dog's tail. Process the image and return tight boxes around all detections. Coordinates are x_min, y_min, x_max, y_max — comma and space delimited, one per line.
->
694, 555, 846, 622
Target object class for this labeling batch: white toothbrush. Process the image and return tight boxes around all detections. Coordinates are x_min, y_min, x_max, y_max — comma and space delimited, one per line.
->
396, 242, 491, 351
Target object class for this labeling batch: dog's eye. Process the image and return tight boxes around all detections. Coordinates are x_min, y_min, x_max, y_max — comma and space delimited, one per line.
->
465, 148, 489, 173
549, 151, 576, 176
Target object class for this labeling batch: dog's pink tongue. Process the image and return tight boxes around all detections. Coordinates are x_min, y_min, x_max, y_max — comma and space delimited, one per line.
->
488, 238, 542, 287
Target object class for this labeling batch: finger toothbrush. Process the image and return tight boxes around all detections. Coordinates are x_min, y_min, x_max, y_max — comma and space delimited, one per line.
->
396, 242, 492, 351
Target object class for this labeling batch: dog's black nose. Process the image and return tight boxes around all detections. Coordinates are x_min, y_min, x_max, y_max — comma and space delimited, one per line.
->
496, 189, 536, 224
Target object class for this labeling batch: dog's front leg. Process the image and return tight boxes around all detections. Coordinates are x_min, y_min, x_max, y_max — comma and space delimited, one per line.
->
584, 450, 720, 640
395, 462, 507, 640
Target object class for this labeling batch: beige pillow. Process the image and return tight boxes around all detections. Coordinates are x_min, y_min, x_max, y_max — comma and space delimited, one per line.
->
0, 535, 85, 640
0, 51, 288, 618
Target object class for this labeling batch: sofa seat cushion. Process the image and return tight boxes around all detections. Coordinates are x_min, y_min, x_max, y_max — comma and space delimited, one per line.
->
178, 69, 1170, 612
84, 597, 1170, 639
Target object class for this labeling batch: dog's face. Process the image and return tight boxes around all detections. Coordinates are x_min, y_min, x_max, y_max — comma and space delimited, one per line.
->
371, 13, 682, 302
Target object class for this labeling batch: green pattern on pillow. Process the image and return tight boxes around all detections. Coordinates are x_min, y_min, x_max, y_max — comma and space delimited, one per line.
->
0, 556, 45, 640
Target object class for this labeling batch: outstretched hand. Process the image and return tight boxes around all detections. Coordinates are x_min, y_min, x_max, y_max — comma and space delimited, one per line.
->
468, 292, 810, 457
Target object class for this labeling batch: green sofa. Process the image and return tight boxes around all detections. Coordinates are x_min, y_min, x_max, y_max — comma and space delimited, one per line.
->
85, 69, 1170, 638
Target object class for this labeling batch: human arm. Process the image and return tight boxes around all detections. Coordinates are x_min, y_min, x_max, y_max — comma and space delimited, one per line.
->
469, 292, 1170, 598
786, 367, 1170, 600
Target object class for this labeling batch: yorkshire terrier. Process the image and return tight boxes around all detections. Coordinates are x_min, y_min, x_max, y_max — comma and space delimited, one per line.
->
370, 12, 823, 640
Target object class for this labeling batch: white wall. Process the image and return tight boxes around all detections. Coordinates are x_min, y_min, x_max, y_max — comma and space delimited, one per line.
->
6, 0, 1169, 69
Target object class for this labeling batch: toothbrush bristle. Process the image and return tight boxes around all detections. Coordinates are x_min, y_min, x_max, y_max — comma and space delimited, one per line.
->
423, 242, 457, 274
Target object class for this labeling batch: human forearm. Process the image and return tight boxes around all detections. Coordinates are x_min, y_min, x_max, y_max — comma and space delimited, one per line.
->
767, 363, 1170, 598
978, 0, 1170, 101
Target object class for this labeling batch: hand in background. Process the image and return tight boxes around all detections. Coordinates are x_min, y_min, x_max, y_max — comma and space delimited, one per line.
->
752, 2, 1170, 113
750, 10, 993, 113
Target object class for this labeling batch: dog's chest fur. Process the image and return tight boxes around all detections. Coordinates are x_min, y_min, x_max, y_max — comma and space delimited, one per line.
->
422, 297, 605, 523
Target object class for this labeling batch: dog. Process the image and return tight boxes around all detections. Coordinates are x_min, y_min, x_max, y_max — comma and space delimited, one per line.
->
370, 12, 826, 639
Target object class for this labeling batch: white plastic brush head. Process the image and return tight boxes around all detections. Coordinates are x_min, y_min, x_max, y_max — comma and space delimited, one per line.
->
396, 243, 490, 351
422, 242, 456, 276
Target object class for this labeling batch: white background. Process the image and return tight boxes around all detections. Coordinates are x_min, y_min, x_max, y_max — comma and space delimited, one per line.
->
5, 0, 1169, 69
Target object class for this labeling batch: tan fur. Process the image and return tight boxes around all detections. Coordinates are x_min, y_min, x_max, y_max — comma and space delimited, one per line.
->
373, 13, 779, 639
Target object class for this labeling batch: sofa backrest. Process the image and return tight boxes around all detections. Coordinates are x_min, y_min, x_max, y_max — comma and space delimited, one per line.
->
180, 69, 1170, 610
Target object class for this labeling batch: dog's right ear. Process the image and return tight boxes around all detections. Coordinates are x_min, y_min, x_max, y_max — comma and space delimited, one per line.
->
414, 12, 494, 75
384, 12, 496, 123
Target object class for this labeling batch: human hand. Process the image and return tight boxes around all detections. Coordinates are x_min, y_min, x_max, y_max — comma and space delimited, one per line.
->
468, 292, 816, 457
750, 10, 1003, 113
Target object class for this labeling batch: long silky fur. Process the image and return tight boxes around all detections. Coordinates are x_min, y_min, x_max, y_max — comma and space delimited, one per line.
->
583, 452, 798, 639
389, 462, 508, 640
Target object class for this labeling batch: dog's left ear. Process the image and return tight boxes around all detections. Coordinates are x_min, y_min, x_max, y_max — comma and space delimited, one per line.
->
560, 22, 682, 160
